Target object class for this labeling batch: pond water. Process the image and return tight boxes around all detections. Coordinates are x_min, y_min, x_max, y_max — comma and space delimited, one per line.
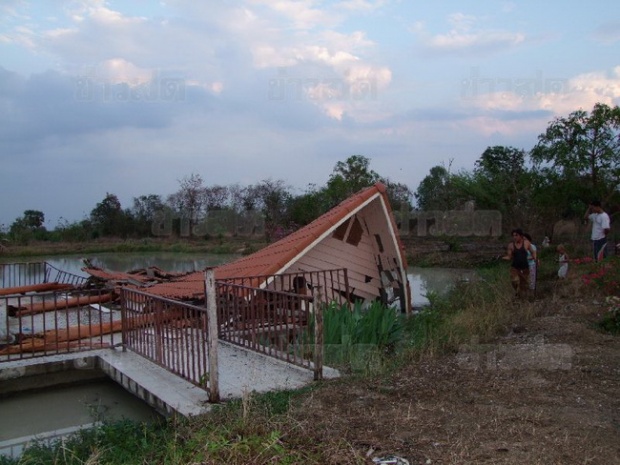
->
408, 267, 477, 308
2, 253, 476, 308
12, 252, 239, 278
0, 378, 161, 458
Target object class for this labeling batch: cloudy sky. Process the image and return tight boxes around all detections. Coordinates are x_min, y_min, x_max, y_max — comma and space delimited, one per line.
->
1, 0, 619, 227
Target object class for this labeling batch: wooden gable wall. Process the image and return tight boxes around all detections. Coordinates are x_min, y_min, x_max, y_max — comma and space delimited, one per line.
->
283, 196, 404, 305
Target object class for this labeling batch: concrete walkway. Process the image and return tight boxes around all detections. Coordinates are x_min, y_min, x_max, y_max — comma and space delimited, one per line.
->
0, 342, 340, 418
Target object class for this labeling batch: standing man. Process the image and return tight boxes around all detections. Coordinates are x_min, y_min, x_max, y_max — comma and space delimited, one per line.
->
503, 228, 537, 298
584, 200, 611, 261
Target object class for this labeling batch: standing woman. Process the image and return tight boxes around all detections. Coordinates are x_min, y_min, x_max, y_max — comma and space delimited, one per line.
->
523, 233, 538, 293
503, 228, 537, 298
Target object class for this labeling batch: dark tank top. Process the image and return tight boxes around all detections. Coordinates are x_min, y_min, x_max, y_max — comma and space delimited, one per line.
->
512, 242, 529, 270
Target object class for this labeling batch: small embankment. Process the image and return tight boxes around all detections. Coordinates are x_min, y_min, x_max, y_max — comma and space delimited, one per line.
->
403, 236, 507, 268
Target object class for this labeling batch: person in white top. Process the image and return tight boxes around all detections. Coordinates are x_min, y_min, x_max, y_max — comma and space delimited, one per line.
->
557, 244, 569, 278
583, 200, 611, 261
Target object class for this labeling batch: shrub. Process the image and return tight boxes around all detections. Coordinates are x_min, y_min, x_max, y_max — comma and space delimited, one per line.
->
598, 295, 620, 334
316, 300, 404, 372
580, 256, 620, 295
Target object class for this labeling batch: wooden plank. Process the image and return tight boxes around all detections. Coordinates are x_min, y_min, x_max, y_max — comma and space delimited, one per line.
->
9, 293, 116, 317
306, 242, 378, 275
299, 252, 379, 288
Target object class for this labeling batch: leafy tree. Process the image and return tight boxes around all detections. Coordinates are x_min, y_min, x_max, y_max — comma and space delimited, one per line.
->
288, 156, 399, 228
21, 210, 45, 229
414, 165, 455, 210
131, 195, 164, 221
531, 102, 620, 205
476, 146, 531, 218
9, 210, 47, 243
475, 145, 525, 178
325, 155, 380, 206
90, 193, 128, 237
384, 179, 414, 213
287, 184, 331, 226
130, 195, 164, 236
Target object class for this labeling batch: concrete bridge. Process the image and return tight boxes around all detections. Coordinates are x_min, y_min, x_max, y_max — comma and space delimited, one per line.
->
0, 340, 339, 419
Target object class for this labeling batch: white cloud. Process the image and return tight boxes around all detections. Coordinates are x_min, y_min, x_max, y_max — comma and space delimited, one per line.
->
337, 0, 385, 12
556, 66, 620, 112
249, 0, 337, 30
458, 65, 620, 137
414, 13, 526, 54
0, 25, 36, 48
430, 30, 525, 51
95, 58, 152, 85
447, 12, 478, 32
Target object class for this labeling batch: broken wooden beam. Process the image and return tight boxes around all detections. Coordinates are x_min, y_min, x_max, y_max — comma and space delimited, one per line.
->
8, 292, 116, 317
0, 282, 75, 296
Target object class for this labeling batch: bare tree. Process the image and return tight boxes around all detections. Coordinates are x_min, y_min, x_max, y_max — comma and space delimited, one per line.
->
204, 185, 229, 211
166, 173, 207, 231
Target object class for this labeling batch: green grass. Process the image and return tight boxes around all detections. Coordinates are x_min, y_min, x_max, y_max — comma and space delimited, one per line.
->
0, 238, 267, 259
401, 263, 543, 360
0, 420, 170, 465
307, 300, 406, 374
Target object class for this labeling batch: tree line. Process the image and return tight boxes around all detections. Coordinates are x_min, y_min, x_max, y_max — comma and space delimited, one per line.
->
415, 102, 619, 238
3, 102, 619, 244
2, 155, 412, 244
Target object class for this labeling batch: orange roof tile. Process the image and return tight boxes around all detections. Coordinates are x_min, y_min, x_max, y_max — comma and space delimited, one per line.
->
82, 268, 152, 283
132, 182, 408, 300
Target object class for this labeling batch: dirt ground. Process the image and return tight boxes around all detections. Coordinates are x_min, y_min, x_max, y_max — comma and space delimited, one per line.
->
293, 289, 620, 464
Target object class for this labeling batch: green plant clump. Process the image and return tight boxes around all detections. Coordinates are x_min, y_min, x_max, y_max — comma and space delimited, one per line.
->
319, 300, 404, 372
598, 296, 620, 334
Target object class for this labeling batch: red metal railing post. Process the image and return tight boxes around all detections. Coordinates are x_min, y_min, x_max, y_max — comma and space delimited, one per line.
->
120, 289, 128, 352
313, 285, 323, 381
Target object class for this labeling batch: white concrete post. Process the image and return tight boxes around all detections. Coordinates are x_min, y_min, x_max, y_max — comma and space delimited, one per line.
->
205, 268, 220, 402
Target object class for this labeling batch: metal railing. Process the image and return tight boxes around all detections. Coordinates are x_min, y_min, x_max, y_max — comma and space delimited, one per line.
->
0, 262, 47, 288
1, 267, 340, 398
0, 262, 87, 289
45, 262, 88, 287
120, 288, 216, 399
0, 288, 119, 361
217, 280, 324, 380
220, 268, 351, 309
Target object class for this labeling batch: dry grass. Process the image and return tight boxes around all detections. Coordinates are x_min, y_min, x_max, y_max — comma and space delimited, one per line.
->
284, 269, 620, 465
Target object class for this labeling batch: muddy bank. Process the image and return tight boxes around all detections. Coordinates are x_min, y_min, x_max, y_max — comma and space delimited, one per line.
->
403, 237, 508, 268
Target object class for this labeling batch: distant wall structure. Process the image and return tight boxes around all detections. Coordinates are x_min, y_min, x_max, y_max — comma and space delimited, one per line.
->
399, 210, 503, 238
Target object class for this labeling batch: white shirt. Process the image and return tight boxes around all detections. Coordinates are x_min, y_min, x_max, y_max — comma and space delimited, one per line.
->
558, 253, 569, 278
588, 212, 610, 241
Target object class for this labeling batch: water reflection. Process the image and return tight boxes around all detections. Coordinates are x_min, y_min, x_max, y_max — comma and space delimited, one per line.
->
408, 267, 477, 308
4, 253, 240, 279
